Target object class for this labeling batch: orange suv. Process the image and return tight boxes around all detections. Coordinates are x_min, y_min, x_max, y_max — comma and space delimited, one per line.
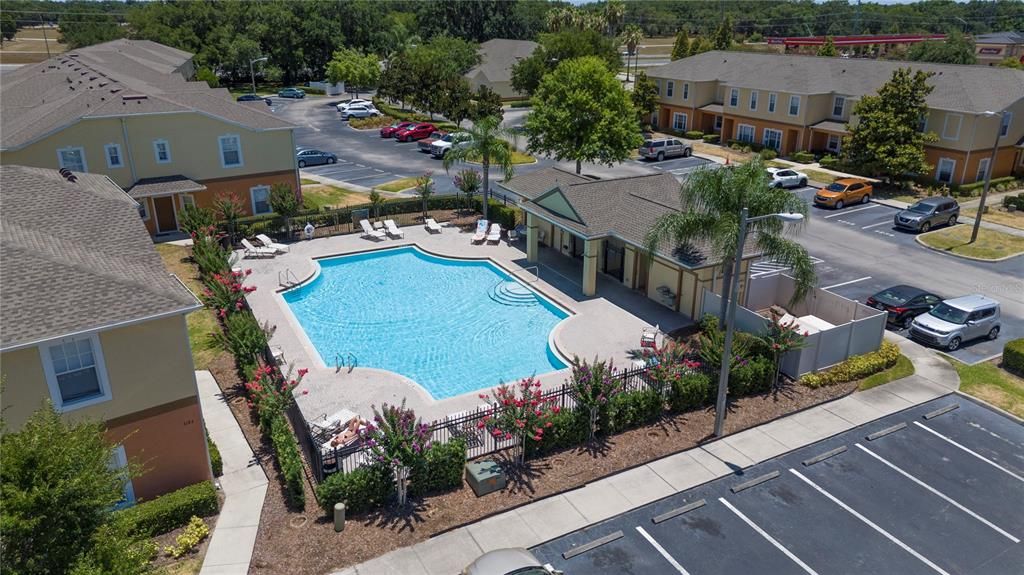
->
813, 178, 873, 209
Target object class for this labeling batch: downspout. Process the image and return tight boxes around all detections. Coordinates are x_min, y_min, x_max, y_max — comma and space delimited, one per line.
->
121, 117, 137, 184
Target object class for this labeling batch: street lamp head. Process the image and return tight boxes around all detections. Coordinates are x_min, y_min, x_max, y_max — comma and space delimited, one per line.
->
774, 212, 804, 222
252, 56, 269, 64
982, 110, 1005, 117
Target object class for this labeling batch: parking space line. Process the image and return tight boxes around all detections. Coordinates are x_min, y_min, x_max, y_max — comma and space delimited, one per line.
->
823, 276, 872, 290
718, 498, 820, 575
824, 205, 878, 219
912, 421, 1024, 483
861, 220, 892, 230
789, 469, 951, 575
635, 526, 691, 575
855, 444, 1021, 543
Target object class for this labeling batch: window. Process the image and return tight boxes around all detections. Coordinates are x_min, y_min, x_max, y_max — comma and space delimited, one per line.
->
57, 147, 87, 172
737, 124, 755, 143
768, 93, 777, 113
941, 114, 962, 140
827, 134, 841, 153
762, 128, 782, 151
180, 194, 196, 209
672, 112, 687, 131
250, 185, 271, 215
109, 445, 136, 509
999, 112, 1012, 137
976, 158, 990, 182
138, 198, 150, 221
749, 91, 759, 111
218, 135, 243, 168
41, 335, 111, 410
788, 95, 800, 116
682, 83, 689, 100
714, 115, 723, 131
936, 158, 956, 184
666, 81, 674, 98
153, 139, 171, 164
104, 144, 123, 168
729, 88, 739, 107
832, 96, 845, 118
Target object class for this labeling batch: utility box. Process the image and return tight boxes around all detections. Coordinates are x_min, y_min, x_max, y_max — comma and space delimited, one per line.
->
466, 460, 506, 497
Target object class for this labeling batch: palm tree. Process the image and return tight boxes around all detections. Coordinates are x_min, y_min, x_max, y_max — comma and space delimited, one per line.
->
644, 158, 816, 326
442, 116, 514, 221
621, 24, 644, 83
604, 0, 626, 37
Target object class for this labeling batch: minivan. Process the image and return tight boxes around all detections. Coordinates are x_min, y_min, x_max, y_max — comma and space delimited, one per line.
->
894, 197, 959, 233
909, 294, 1000, 351
639, 138, 692, 161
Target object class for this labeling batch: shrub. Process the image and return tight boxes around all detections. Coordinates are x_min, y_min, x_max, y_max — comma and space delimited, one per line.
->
958, 176, 1016, 194
758, 148, 778, 160
669, 371, 712, 412
269, 414, 305, 509
528, 409, 588, 456
508, 100, 532, 108
163, 516, 210, 558
179, 205, 217, 237
569, 356, 622, 438
214, 312, 267, 368
801, 341, 900, 388
316, 464, 393, 515
791, 150, 816, 164
819, 155, 839, 168
69, 520, 156, 575
729, 355, 774, 395
410, 438, 467, 495
480, 377, 558, 463
207, 431, 223, 477
1004, 338, 1024, 375
349, 115, 395, 129
201, 269, 256, 318
607, 389, 662, 432
727, 139, 763, 152
1001, 193, 1024, 211
702, 134, 720, 144
191, 231, 231, 279
488, 200, 520, 230
359, 400, 433, 505
684, 130, 704, 139
116, 481, 219, 538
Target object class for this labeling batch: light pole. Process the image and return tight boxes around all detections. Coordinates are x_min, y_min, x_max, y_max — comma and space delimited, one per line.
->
713, 209, 805, 437
970, 110, 1006, 244
249, 56, 268, 96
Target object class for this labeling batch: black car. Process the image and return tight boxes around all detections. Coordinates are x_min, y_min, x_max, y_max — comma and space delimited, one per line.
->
236, 94, 273, 106
295, 148, 337, 168
866, 285, 943, 328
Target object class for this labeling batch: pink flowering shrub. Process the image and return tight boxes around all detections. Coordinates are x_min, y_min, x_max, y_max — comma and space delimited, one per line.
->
244, 364, 307, 429
569, 356, 622, 439
478, 377, 557, 462
358, 400, 432, 505
201, 269, 256, 318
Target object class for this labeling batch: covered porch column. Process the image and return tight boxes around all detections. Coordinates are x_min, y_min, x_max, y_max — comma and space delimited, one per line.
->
526, 212, 539, 263
582, 238, 601, 297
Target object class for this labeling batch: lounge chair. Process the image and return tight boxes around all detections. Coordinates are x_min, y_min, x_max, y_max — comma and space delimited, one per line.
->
359, 219, 386, 240
241, 238, 275, 258
507, 226, 521, 244
471, 219, 489, 244
486, 223, 502, 243
256, 233, 290, 253
384, 219, 404, 238
424, 218, 443, 233
640, 325, 660, 349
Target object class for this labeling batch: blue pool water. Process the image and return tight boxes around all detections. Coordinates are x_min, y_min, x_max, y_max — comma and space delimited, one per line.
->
283, 247, 569, 399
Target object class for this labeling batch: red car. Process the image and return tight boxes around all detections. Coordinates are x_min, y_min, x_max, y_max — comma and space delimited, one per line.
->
394, 122, 437, 142
380, 121, 414, 138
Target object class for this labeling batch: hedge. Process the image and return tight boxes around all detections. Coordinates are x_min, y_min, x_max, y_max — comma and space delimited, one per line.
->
207, 431, 223, 477
115, 481, 219, 538
702, 134, 720, 144
727, 139, 763, 152
1003, 193, 1024, 211
668, 372, 712, 413
684, 130, 704, 140
791, 150, 816, 164
410, 438, 467, 495
508, 100, 532, 108
819, 155, 839, 168
1004, 339, 1024, 375
608, 389, 663, 432
758, 148, 778, 160
958, 176, 1017, 194
801, 341, 900, 388
528, 410, 588, 457
269, 414, 305, 509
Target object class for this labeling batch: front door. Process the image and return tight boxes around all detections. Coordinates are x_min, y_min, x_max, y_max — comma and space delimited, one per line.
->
154, 195, 178, 233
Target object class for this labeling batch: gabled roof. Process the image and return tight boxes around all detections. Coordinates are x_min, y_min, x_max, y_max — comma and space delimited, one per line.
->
0, 165, 200, 350
647, 50, 1024, 114
466, 39, 539, 84
1, 39, 295, 150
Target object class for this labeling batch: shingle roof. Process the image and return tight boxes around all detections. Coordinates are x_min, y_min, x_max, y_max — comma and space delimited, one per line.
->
466, 39, 539, 84
810, 120, 848, 133
974, 31, 1024, 45
128, 175, 207, 199
1, 39, 294, 150
0, 165, 200, 350
648, 51, 1024, 114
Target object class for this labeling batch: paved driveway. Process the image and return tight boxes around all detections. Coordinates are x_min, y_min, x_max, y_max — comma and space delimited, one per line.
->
531, 396, 1024, 575
633, 155, 714, 178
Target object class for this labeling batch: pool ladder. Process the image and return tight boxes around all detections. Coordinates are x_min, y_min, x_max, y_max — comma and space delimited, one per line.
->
278, 268, 300, 287
335, 352, 357, 373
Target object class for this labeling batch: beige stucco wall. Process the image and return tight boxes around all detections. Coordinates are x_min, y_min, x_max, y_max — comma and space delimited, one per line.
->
0, 118, 131, 186
0, 314, 198, 430
646, 257, 681, 310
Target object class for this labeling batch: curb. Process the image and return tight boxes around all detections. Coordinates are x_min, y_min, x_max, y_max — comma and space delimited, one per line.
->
913, 231, 1024, 262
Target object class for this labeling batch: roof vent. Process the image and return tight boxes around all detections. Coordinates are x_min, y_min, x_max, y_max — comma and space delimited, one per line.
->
58, 168, 78, 183
99, 82, 108, 87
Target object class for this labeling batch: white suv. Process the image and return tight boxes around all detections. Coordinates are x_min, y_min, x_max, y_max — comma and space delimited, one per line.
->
336, 98, 373, 112
340, 105, 380, 120
430, 132, 473, 158
766, 167, 809, 189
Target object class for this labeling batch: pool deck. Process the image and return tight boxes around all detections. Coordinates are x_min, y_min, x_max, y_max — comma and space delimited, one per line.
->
242, 222, 690, 424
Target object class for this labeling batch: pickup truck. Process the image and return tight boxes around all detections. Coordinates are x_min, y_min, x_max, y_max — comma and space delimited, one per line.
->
417, 131, 447, 153
430, 132, 473, 158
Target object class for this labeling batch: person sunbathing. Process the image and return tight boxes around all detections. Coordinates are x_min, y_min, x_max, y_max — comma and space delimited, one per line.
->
329, 417, 366, 447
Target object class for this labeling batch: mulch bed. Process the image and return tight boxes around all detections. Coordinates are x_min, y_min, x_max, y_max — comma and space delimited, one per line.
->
208, 353, 855, 575
147, 515, 217, 572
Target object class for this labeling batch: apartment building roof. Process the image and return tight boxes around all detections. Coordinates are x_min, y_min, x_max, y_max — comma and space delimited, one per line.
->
466, 39, 539, 84
0, 165, 200, 350
0, 39, 294, 151
648, 50, 1024, 114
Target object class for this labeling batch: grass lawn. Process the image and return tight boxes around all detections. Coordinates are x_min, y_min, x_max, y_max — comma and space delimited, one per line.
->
947, 358, 1024, 418
858, 354, 914, 391
961, 208, 1024, 231
467, 150, 536, 165
301, 184, 370, 210
375, 177, 420, 192
300, 178, 319, 185
155, 244, 220, 370
917, 225, 1024, 260
151, 557, 203, 575
803, 168, 839, 185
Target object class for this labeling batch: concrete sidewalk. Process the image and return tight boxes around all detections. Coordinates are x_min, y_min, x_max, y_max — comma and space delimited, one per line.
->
197, 370, 269, 575
334, 335, 957, 575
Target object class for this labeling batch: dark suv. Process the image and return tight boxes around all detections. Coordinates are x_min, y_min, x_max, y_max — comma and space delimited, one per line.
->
894, 197, 959, 233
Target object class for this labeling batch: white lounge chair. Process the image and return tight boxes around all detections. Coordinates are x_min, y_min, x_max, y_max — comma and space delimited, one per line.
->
241, 238, 275, 258
384, 219, 404, 238
359, 219, 386, 240
471, 219, 488, 244
486, 223, 501, 243
424, 218, 443, 233
256, 233, 290, 253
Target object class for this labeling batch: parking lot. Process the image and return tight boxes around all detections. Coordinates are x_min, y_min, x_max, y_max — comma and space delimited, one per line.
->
532, 396, 1024, 575
634, 155, 715, 179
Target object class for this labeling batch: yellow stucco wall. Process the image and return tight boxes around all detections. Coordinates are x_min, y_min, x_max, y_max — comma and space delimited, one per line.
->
647, 257, 681, 310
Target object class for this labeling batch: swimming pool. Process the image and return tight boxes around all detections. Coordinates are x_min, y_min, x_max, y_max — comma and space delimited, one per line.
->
283, 246, 569, 399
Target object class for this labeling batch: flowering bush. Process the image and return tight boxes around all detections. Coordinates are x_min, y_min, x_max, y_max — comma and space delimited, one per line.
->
244, 364, 307, 429
358, 400, 432, 505
163, 516, 209, 558
761, 316, 809, 388
478, 377, 557, 463
190, 227, 230, 279
201, 269, 256, 318
569, 356, 622, 439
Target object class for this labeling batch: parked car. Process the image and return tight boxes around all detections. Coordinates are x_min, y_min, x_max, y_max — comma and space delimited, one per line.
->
417, 131, 447, 153
380, 121, 415, 138
340, 105, 380, 120
894, 197, 960, 233
909, 294, 1001, 351
237, 93, 272, 106
295, 148, 337, 168
336, 98, 373, 112
766, 167, 809, 189
639, 137, 692, 161
866, 285, 943, 328
278, 87, 306, 99
463, 548, 562, 575
431, 132, 473, 158
394, 122, 437, 142
813, 178, 873, 209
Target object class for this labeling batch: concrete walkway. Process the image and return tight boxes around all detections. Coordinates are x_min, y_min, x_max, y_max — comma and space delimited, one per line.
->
197, 370, 269, 575
333, 334, 958, 575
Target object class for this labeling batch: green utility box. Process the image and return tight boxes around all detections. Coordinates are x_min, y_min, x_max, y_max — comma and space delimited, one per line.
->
465, 460, 506, 497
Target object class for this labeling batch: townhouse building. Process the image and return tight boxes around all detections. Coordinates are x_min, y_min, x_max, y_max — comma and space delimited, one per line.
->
647, 51, 1024, 185
0, 39, 299, 236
